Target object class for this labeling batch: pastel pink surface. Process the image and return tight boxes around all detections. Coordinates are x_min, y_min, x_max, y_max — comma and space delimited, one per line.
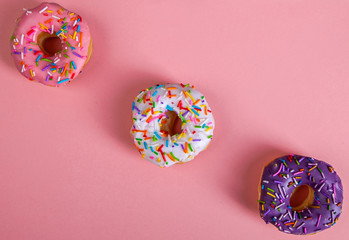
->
0, 0, 348, 239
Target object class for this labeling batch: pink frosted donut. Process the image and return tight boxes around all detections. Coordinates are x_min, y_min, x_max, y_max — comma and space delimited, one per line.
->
10, 2, 92, 87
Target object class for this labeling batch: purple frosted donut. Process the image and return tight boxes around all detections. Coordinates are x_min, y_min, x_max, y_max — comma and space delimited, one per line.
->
258, 155, 343, 235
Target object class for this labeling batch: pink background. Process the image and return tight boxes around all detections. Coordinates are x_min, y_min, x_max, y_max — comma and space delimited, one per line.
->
1, 0, 348, 239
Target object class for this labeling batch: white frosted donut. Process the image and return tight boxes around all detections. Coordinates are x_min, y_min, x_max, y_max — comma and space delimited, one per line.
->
130, 83, 215, 167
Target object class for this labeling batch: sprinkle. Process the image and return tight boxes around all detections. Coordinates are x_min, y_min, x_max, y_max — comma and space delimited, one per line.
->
192, 105, 201, 110
273, 164, 283, 176
277, 184, 285, 199
317, 167, 325, 178
279, 158, 287, 167
296, 222, 305, 229
285, 222, 295, 226
72, 51, 83, 58
295, 158, 300, 165
187, 107, 195, 115
39, 6, 48, 14
27, 29, 35, 36
79, 32, 83, 46
275, 202, 285, 209
169, 152, 179, 161
191, 108, 200, 116
262, 209, 270, 217
145, 115, 153, 123
149, 146, 154, 153
331, 210, 335, 223
178, 113, 187, 123
154, 132, 161, 139
166, 105, 174, 111
41, 64, 51, 71
267, 192, 276, 198
310, 205, 320, 209
177, 133, 184, 140
61, 63, 68, 76
36, 54, 42, 62
41, 58, 53, 62
184, 91, 195, 102
309, 165, 317, 171
318, 182, 325, 192
57, 78, 70, 84
167, 153, 176, 162
20, 34, 24, 45
148, 117, 158, 123
184, 142, 189, 153
39, 23, 49, 30
316, 215, 321, 227
331, 193, 335, 204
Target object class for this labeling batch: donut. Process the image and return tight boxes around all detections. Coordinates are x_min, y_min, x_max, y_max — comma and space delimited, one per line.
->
130, 83, 215, 167
10, 2, 92, 86
258, 155, 343, 235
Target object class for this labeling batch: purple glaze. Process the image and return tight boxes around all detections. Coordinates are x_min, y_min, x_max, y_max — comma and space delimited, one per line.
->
258, 155, 343, 235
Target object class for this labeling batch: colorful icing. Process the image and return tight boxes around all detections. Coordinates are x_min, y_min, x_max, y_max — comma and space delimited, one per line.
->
10, 2, 91, 86
130, 83, 215, 167
259, 155, 343, 235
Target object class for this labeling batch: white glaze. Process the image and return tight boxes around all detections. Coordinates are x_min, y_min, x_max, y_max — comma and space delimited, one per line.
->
131, 84, 215, 167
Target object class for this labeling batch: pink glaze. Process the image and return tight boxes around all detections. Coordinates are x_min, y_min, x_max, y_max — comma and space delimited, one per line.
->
10, 2, 92, 87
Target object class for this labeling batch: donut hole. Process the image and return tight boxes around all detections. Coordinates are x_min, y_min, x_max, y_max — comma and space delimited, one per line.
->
37, 32, 63, 56
290, 184, 314, 211
160, 111, 183, 136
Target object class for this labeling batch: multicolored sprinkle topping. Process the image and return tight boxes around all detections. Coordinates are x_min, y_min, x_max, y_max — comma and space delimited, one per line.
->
259, 155, 343, 235
130, 83, 215, 167
10, 2, 91, 86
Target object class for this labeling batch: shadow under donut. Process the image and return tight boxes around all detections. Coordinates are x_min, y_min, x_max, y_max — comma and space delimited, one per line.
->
233, 147, 289, 215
